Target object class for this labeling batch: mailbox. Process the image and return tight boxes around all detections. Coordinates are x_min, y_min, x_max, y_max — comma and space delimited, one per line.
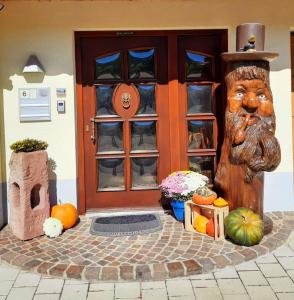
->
19, 88, 51, 121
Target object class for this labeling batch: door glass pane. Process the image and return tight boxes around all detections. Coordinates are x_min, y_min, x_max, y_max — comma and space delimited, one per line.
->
188, 120, 214, 149
189, 156, 214, 183
186, 51, 213, 80
187, 84, 212, 114
96, 85, 117, 116
98, 158, 125, 190
131, 157, 157, 189
131, 121, 157, 151
128, 49, 155, 79
95, 52, 122, 80
136, 84, 156, 115
97, 122, 123, 152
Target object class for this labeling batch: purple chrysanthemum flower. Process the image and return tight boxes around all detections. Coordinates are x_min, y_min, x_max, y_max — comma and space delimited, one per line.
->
159, 171, 208, 201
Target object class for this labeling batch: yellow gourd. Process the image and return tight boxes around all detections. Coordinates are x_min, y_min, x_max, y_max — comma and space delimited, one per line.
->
213, 197, 228, 207
193, 215, 209, 234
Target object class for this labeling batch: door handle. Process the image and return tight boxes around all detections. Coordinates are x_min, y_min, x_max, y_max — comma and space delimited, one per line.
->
90, 118, 96, 143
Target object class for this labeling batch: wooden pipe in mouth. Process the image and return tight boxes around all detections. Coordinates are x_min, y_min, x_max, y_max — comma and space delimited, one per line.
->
240, 113, 260, 126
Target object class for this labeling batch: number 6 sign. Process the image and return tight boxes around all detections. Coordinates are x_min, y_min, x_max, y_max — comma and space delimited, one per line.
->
21, 89, 30, 99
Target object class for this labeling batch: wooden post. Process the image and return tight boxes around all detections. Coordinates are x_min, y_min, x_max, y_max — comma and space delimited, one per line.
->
215, 24, 280, 219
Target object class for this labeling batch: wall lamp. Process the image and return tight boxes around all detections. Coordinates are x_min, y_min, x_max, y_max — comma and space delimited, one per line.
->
22, 55, 45, 73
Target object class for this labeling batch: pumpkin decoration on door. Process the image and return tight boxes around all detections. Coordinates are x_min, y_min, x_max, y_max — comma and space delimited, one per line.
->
224, 208, 263, 246
51, 203, 78, 230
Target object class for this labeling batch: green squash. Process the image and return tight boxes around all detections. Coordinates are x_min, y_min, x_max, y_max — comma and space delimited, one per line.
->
224, 208, 263, 246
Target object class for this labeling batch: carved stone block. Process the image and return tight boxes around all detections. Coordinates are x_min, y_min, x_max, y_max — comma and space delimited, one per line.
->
8, 150, 49, 240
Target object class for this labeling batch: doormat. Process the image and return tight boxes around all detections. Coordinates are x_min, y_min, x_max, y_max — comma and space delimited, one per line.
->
90, 213, 162, 236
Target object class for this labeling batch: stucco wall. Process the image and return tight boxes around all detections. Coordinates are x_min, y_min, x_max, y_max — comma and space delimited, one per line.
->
0, 0, 293, 212
0, 85, 7, 228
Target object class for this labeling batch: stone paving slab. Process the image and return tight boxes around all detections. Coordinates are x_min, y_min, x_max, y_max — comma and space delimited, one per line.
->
0, 212, 293, 282
0, 235, 294, 299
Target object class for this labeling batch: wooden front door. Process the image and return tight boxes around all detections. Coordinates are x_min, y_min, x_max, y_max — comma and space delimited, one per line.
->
79, 35, 170, 210
76, 31, 227, 213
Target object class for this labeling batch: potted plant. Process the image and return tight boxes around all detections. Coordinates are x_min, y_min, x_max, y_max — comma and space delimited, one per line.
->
160, 171, 209, 221
9, 138, 50, 240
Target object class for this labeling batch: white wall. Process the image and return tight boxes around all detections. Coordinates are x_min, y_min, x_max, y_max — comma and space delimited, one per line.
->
0, 0, 293, 211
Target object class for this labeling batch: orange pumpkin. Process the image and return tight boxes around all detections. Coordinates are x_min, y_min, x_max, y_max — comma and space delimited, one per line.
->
206, 218, 215, 237
51, 203, 78, 229
202, 208, 213, 220
192, 192, 217, 205
206, 218, 220, 237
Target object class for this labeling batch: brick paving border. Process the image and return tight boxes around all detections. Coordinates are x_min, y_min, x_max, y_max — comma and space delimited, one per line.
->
0, 211, 293, 282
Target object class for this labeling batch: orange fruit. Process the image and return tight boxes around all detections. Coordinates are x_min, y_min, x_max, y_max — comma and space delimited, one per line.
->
51, 203, 78, 230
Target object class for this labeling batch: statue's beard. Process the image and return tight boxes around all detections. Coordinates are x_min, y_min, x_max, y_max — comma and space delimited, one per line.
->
226, 109, 281, 183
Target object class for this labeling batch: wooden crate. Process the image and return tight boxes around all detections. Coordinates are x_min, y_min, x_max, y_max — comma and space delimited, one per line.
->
184, 200, 229, 240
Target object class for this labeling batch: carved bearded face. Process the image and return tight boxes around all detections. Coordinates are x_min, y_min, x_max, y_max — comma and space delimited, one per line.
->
225, 74, 280, 182
228, 79, 273, 118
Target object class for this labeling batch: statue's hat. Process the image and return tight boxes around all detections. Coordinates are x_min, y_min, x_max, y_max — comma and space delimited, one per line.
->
222, 23, 278, 62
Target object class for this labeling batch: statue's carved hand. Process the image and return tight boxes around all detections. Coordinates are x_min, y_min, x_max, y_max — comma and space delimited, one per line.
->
234, 114, 250, 145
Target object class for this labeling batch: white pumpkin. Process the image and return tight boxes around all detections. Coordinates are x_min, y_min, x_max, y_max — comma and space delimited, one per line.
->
43, 217, 63, 238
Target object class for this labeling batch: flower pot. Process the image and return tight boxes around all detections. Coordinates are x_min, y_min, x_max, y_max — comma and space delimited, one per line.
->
171, 200, 185, 222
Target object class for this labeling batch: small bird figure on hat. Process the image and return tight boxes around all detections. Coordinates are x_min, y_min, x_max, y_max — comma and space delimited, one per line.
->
241, 35, 256, 52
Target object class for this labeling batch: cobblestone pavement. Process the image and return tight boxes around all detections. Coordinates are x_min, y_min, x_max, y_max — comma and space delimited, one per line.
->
0, 233, 294, 299
0, 212, 293, 282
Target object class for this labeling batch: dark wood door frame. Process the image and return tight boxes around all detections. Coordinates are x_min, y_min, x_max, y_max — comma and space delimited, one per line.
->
75, 30, 228, 214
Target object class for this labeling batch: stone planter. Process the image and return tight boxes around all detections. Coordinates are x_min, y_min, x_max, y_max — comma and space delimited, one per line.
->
9, 150, 50, 240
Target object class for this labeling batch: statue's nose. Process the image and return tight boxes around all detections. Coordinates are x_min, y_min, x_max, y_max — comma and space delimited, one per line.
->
243, 93, 259, 111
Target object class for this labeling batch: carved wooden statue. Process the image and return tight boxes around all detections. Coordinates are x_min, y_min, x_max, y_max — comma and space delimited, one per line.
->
215, 24, 281, 218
